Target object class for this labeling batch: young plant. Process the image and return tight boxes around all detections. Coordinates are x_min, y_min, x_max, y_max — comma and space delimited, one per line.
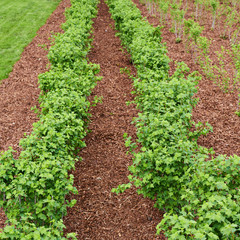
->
231, 0, 239, 9
183, 18, 195, 49
231, 27, 240, 45
194, 0, 205, 20
157, 0, 170, 25
197, 36, 215, 80
209, 0, 219, 30
229, 43, 240, 89
146, 0, 157, 15
184, 19, 203, 62
222, 7, 239, 44
228, 43, 240, 114
170, 0, 187, 43
213, 46, 232, 92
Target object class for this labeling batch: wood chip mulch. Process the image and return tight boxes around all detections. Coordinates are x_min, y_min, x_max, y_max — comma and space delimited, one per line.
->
0, 0, 71, 230
3, 0, 238, 238
63, 0, 165, 239
0, 0, 166, 238
132, 0, 240, 157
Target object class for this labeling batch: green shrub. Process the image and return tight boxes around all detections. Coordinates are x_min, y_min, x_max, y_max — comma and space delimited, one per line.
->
0, 0, 99, 238
107, 0, 240, 238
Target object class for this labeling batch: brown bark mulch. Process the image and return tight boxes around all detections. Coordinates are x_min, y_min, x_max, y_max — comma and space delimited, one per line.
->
132, 0, 240, 157
63, 0, 165, 239
4, 0, 238, 238
0, 0, 71, 229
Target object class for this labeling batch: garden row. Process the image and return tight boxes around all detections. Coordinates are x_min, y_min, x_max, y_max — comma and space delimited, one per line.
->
0, 0, 99, 238
107, 0, 240, 238
146, 0, 239, 42
143, 0, 240, 104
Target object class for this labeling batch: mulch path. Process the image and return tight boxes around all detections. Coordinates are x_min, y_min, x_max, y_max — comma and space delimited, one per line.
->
0, 0, 71, 229
132, 0, 240, 157
63, 0, 165, 239
2, 0, 239, 238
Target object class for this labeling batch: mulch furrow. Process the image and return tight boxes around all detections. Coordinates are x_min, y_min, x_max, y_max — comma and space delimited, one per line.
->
63, 0, 165, 239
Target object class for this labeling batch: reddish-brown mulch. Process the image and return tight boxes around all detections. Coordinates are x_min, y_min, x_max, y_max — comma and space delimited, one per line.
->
3, 0, 239, 239
132, 0, 240, 157
63, 0, 165, 239
0, 0, 71, 229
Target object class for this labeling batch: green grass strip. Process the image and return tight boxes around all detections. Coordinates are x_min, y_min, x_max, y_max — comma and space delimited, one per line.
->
0, 0, 61, 81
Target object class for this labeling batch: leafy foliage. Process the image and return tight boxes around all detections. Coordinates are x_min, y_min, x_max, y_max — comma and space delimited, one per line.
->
170, 0, 186, 42
107, 0, 240, 238
0, 0, 99, 238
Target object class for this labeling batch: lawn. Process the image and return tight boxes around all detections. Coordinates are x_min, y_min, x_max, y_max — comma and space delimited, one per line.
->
0, 0, 61, 81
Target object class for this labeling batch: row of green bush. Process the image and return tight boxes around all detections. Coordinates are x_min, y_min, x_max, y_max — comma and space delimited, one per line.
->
0, 0, 99, 238
107, 0, 240, 239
